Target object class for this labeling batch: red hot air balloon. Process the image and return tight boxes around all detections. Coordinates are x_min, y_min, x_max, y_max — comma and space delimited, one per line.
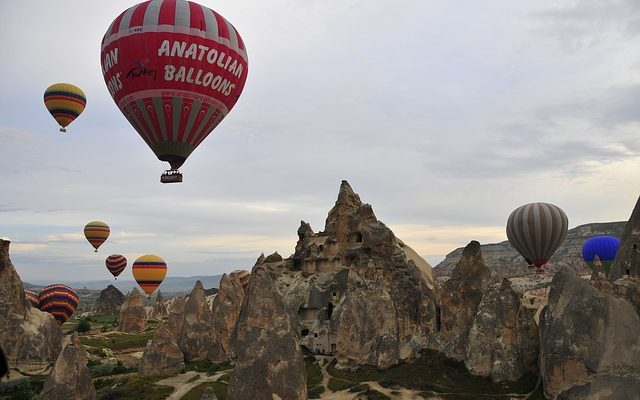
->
100, 0, 249, 183
38, 284, 79, 325
106, 254, 127, 279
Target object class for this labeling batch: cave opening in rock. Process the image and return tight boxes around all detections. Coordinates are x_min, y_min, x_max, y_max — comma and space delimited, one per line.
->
326, 302, 334, 319
354, 232, 363, 243
435, 305, 441, 332
301, 329, 309, 337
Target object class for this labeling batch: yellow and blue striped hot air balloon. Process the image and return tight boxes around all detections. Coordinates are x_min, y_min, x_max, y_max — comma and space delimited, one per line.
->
43, 83, 86, 132
38, 284, 79, 325
132, 255, 167, 297
84, 221, 110, 252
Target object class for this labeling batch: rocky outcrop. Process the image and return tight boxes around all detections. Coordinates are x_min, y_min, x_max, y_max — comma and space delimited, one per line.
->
610, 195, 640, 281
150, 291, 168, 320
167, 296, 186, 340
539, 267, 640, 398
438, 241, 493, 361
118, 288, 147, 333
38, 333, 95, 400
227, 265, 307, 400
465, 279, 539, 382
274, 181, 438, 369
0, 239, 62, 375
435, 222, 626, 277
93, 285, 124, 315
200, 387, 218, 400
179, 281, 214, 361
139, 325, 184, 376
210, 272, 247, 361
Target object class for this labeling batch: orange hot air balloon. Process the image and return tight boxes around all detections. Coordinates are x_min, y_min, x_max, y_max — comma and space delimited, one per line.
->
132, 255, 167, 297
84, 221, 110, 252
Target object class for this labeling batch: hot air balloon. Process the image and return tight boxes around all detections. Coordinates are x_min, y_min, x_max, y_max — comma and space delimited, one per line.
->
38, 284, 79, 325
43, 83, 86, 132
106, 254, 127, 279
100, 0, 249, 183
25, 290, 40, 309
582, 235, 620, 276
229, 269, 250, 288
132, 255, 167, 297
84, 221, 110, 252
506, 202, 569, 271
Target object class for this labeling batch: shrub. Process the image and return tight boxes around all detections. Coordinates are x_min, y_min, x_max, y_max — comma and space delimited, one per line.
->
76, 318, 91, 334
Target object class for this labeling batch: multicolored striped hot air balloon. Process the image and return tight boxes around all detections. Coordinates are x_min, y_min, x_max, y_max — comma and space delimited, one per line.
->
106, 254, 127, 279
25, 290, 40, 309
100, 0, 249, 183
229, 269, 250, 288
506, 202, 569, 271
38, 284, 79, 325
84, 221, 110, 252
582, 235, 620, 277
43, 83, 86, 132
132, 255, 167, 297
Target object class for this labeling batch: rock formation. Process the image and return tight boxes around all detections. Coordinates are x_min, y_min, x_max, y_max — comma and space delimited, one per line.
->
610, 195, 640, 281
464, 279, 539, 382
438, 241, 493, 361
93, 284, 124, 315
271, 181, 438, 369
539, 267, 640, 398
179, 281, 214, 361
435, 221, 626, 277
167, 296, 186, 340
0, 239, 61, 374
210, 271, 247, 361
200, 387, 218, 400
37, 332, 95, 400
118, 288, 147, 333
227, 264, 307, 400
150, 290, 168, 320
138, 325, 185, 376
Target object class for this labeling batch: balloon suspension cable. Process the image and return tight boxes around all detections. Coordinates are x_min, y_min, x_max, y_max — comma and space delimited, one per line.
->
60, 127, 66, 133
161, 169, 183, 184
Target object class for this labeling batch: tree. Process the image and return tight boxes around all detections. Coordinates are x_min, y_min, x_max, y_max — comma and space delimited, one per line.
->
76, 318, 91, 334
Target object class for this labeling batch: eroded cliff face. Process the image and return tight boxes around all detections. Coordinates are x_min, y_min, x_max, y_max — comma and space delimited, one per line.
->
138, 325, 184, 377
210, 272, 247, 361
227, 264, 307, 400
93, 284, 124, 315
0, 239, 62, 375
37, 333, 95, 400
268, 181, 439, 369
610, 195, 640, 281
118, 288, 147, 333
540, 267, 640, 398
178, 281, 215, 361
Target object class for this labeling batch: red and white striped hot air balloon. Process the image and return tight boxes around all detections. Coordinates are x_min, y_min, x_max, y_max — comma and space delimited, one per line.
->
100, 0, 249, 183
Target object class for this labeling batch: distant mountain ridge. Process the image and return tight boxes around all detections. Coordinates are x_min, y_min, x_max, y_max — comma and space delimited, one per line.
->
434, 222, 626, 277
25, 275, 222, 295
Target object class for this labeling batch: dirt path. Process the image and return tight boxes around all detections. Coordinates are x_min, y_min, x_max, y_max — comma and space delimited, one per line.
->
155, 369, 231, 400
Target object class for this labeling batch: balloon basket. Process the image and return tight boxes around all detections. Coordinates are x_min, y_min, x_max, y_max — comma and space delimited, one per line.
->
161, 169, 183, 184
59, 127, 66, 133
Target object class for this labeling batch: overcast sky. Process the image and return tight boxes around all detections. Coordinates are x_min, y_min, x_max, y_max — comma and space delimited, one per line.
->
1, 0, 640, 282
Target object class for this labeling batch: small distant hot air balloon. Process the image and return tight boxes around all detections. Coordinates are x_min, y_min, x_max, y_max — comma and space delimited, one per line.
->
25, 290, 40, 309
132, 255, 167, 297
100, 0, 249, 183
106, 254, 127, 279
38, 284, 79, 325
229, 269, 251, 288
582, 235, 620, 277
506, 202, 569, 271
84, 221, 110, 252
43, 83, 86, 132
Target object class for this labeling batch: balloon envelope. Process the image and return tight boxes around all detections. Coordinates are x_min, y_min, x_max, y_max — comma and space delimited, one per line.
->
229, 269, 250, 288
84, 221, 110, 252
106, 254, 127, 279
132, 254, 167, 296
38, 284, 79, 325
43, 83, 86, 132
25, 290, 40, 309
100, 0, 249, 172
582, 235, 620, 276
506, 202, 569, 268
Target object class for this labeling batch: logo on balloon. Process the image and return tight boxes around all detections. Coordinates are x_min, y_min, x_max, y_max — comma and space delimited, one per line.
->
127, 59, 157, 81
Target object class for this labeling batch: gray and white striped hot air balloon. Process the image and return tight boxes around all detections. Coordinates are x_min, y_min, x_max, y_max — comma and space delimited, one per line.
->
506, 202, 568, 270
